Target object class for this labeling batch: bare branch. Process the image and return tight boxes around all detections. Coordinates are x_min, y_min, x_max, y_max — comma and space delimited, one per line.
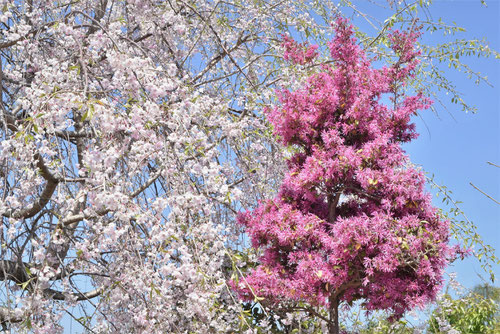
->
191, 34, 252, 84
130, 168, 164, 198
487, 161, 499, 168
44, 286, 106, 301
470, 182, 500, 205
0, 260, 30, 283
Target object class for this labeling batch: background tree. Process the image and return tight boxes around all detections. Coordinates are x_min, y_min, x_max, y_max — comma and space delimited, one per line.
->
0, 0, 302, 331
345, 282, 500, 334
428, 283, 500, 334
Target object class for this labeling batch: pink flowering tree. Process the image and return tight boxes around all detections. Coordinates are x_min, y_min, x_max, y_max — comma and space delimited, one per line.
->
235, 18, 457, 333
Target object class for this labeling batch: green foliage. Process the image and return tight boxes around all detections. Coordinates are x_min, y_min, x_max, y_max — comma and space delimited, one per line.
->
346, 284, 499, 334
357, 319, 415, 334
429, 284, 500, 334
472, 283, 500, 301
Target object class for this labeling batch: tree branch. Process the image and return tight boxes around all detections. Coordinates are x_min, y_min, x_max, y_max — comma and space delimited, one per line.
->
0, 307, 24, 325
0, 260, 30, 283
470, 182, 500, 205
2, 154, 59, 219
346, 186, 381, 202
328, 192, 341, 223
44, 286, 106, 301
130, 168, 164, 198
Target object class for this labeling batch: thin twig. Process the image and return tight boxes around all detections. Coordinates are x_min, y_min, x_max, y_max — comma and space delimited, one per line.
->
470, 182, 500, 205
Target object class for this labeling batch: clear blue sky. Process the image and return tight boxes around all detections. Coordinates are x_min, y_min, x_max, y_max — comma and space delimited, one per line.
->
402, 0, 500, 289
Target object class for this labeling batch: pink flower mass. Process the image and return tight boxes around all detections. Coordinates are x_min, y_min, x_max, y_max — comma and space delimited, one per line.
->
235, 18, 456, 322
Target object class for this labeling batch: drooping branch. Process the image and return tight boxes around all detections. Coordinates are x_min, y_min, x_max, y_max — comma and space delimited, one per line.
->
0, 260, 31, 283
0, 260, 104, 302
2, 154, 59, 219
44, 286, 106, 301
130, 168, 164, 198
470, 182, 500, 205
190, 33, 253, 84
0, 307, 24, 325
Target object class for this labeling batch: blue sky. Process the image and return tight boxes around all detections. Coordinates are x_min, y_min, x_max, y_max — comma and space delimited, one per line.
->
402, 0, 500, 289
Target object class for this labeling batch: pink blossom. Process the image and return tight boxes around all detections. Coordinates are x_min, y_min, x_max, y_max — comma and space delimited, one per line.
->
282, 34, 319, 65
234, 17, 456, 321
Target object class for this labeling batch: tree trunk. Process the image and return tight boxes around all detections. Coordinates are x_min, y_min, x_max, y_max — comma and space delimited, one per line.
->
327, 193, 341, 334
328, 294, 340, 334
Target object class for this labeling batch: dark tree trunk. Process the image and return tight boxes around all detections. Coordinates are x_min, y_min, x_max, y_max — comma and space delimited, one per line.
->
327, 192, 341, 334
328, 294, 339, 334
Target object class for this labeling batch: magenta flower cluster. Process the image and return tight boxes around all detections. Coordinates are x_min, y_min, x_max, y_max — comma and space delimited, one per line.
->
235, 18, 456, 319
282, 34, 319, 65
